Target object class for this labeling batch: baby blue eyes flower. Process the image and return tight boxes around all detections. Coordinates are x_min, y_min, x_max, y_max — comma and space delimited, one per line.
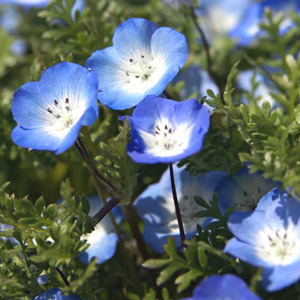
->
121, 95, 210, 164
134, 166, 227, 253
11, 62, 98, 155
79, 196, 123, 264
225, 190, 300, 292
33, 288, 81, 300
181, 274, 262, 300
216, 165, 280, 213
86, 18, 189, 110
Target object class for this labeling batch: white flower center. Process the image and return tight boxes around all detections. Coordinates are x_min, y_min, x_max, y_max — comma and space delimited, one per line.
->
235, 186, 264, 212
256, 225, 300, 265
121, 53, 166, 93
140, 119, 192, 157
125, 54, 155, 81
44, 97, 82, 137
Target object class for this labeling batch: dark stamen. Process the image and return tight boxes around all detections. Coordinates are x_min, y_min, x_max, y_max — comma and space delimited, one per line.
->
148, 66, 152, 69
141, 55, 144, 58
156, 125, 161, 131
243, 191, 247, 197
165, 125, 168, 130
155, 131, 160, 135
65, 106, 70, 111
258, 187, 261, 193
65, 98, 69, 104
168, 128, 172, 134
47, 108, 53, 114
130, 58, 133, 63
126, 71, 130, 76
135, 76, 140, 78
56, 114, 61, 119
54, 100, 58, 106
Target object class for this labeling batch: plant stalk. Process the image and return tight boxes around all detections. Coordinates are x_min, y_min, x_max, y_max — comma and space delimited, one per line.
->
169, 163, 186, 249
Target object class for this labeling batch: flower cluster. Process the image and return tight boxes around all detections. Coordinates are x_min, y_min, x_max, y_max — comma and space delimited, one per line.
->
6, 3, 300, 299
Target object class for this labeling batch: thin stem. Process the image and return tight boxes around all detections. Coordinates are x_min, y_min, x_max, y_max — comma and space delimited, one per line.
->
74, 139, 143, 294
169, 163, 186, 249
55, 267, 70, 286
93, 194, 122, 223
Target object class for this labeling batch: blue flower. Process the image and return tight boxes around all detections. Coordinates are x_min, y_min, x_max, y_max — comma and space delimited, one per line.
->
11, 62, 98, 155
0, 223, 19, 245
224, 190, 300, 291
121, 95, 210, 164
197, 0, 254, 41
216, 165, 280, 213
134, 166, 227, 253
181, 274, 262, 300
86, 18, 188, 110
78, 196, 123, 264
36, 274, 50, 285
33, 288, 81, 300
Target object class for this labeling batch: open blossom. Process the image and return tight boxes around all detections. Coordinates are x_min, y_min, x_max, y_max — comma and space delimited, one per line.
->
216, 165, 280, 213
225, 190, 300, 291
120, 95, 210, 164
134, 166, 227, 252
11, 62, 98, 155
86, 18, 188, 110
181, 274, 262, 300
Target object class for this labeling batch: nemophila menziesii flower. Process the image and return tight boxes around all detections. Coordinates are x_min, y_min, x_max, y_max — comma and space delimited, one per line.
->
197, 0, 253, 41
181, 274, 262, 300
225, 191, 300, 292
79, 196, 123, 264
120, 95, 210, 164
216, 165, 280, 213
33, 288, 81, 300
134, 166, 227, 253
86, 18, 188, 110
11, 62, 98, 155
